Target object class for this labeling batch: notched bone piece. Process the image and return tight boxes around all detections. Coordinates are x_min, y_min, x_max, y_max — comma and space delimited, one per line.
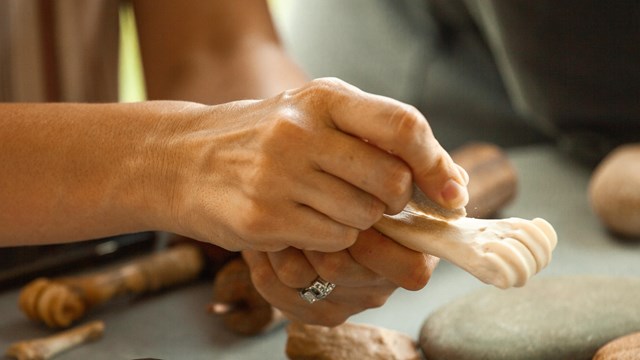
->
374, 210, 557, 289
377, 142, 552, 288
209, 257, 286, 336
6, 320, 104, 360
286, 322, 420, 360
18, 244, 204, 328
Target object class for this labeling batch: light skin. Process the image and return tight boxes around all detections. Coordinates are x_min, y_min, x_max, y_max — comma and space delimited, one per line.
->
0, 0, 468, 326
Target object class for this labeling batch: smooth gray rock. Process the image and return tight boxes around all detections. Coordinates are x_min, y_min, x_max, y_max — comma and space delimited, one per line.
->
420, 276, 640, 360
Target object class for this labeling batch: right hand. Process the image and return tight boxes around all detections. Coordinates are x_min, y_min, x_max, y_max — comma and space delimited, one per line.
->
149, 78, 468, 252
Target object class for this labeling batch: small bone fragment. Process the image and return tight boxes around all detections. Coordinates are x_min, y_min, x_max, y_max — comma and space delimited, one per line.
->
6, 320, 104, 360
209, 257, 286, 335
19, 244, 204, 328
374, 210, 557, 289
286, 321, 420, 360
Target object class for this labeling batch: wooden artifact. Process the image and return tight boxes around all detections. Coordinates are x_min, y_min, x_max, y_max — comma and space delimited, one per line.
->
18, 244, 204, 328
208, 257, 285, 335
6, 320, 104, 360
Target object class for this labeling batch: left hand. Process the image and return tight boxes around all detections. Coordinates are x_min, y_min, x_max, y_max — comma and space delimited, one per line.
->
242, 228, 438, 327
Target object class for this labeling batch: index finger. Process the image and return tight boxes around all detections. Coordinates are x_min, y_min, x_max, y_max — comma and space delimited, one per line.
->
318, 78, 469, 210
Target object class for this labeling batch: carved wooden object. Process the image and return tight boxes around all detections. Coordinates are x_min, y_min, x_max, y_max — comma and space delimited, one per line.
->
19, 244, 204, 328
208, 257, 285, 335
6, 320, 104, 360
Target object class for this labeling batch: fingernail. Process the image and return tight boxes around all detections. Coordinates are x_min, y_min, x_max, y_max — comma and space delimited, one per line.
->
440, 178, 469, 209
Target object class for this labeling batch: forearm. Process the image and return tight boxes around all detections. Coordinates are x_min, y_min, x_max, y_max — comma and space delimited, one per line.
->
147, 41, 308, 104
0, 101, 199, 246
0, 80, 468, 254
134, 0, 308, 104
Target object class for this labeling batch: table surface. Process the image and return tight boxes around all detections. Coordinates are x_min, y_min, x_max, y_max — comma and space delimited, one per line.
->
1, 144, 639, 360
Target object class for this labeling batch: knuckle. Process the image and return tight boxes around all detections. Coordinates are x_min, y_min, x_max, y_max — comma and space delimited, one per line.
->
359, 197, 386, 229
382, 162, 412, 212
312, 226, 359, 252
329, 227, 360, 251
300, 77, 351, 105
308, 311, 349, 328
389, 104, 427, 142
264, 111, 306, 145
234, 204, 283, 251
278, 87, 297, 102
246, 159, 272, 193
403, 256, 433, 290
310, 77, 347, 92
313, 256, 346, 283
406, 271, 431, 291
414, 152, 448, 185
273, 262, 305, 287
249, 263, 275, 290
360, 292, 389, 309
237, 204, 269, 235
291, 77, 359, 117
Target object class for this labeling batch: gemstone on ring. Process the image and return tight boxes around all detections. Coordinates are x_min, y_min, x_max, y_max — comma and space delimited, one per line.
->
299, 277, 336, 304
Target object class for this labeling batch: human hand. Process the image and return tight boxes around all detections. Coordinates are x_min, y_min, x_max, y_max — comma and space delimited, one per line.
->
242, 228, 438, 326
149, 78, 468, 252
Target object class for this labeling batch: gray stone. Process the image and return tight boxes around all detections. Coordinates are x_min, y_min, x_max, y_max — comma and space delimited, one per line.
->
420, 276, 640, 360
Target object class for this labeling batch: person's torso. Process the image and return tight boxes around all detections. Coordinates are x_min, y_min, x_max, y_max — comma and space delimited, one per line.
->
0, 0, 120, 103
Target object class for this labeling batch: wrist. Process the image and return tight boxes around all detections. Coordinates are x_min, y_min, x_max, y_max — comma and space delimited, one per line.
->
115, 101, 207, 234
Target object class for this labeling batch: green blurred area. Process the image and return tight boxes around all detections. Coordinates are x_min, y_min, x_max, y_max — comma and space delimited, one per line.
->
118, 4, 145, 103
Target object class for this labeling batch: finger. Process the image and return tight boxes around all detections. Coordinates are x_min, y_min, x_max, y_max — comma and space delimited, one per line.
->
303, 249, 381, 287
246, 203, 359, 252
349, 228, 439, 291
278, 280, 396, 327
267, 248, 317, 288
456, 163, 470, 185
312, 128, 412, 214
243, 250, 397, 327
243, 250, 353, 326
294, 171, 387, 230
314, 78, 469, 209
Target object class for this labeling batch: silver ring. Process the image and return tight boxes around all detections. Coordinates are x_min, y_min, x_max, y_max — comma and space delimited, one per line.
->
299, 277, 336, 304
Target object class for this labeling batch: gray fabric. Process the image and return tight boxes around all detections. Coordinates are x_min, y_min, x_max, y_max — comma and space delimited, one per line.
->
281, 0, 434, 104
280, 0, 640, 162
280, 0, 549, 150
0, 0, 120, 102
466, 1, 640, 133
465, 0, 640, 165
